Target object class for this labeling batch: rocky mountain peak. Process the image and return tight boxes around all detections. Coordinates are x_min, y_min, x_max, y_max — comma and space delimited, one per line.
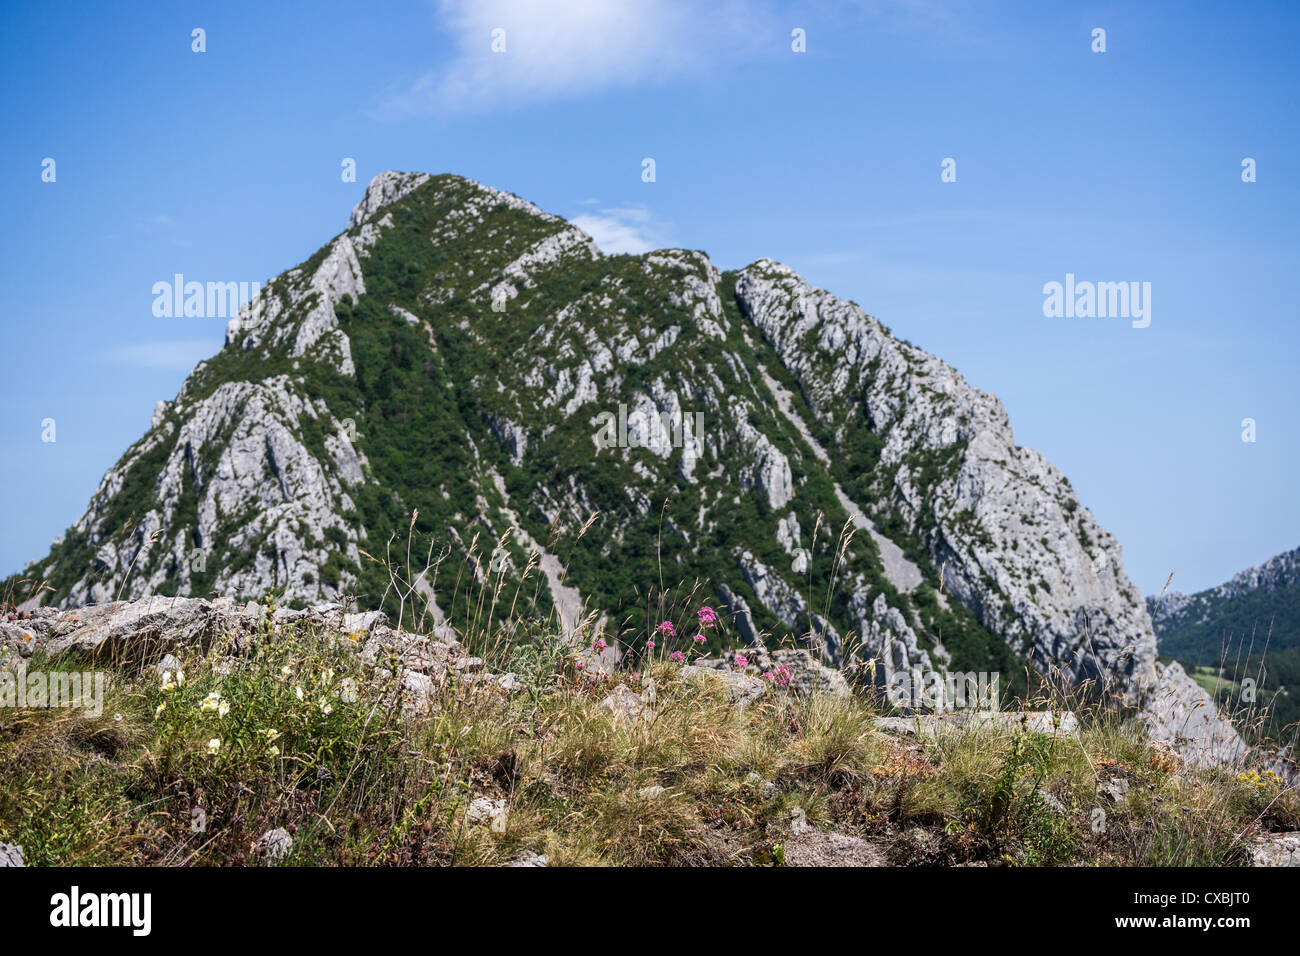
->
7, 170, 1243, 766
347, 170, 432, 229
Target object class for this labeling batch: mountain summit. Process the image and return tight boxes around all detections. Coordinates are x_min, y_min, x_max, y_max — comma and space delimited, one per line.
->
15, 171, 1215, 731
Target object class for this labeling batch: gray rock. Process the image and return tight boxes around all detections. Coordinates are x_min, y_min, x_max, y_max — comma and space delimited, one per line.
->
467, 797, 507, 826
680, 664, 767, 706
1139, 662, 1248, 769
505, 852, 549, 867
1250, 832, 1300, 867
1099, 776, 1129, 803
873, 711, 1080, 738
599, 684, 645, 720
0, 843, 24, 867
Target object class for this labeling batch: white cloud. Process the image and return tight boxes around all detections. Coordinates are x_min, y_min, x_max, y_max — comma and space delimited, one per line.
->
105, 339, 223, 371
388, 0, 774, 114
571, 205, 669, 255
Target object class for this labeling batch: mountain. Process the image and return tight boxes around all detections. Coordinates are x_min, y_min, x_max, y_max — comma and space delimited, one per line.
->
9, 171, 1197, 719
1149, 546, 1300, 664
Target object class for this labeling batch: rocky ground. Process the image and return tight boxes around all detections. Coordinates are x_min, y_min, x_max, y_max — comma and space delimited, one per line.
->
1, 595, 1296, 867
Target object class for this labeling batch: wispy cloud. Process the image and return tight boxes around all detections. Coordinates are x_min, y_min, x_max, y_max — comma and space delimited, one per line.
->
105, 339, 223, 371
571, 205, 670, 255
384, 0, 775, 116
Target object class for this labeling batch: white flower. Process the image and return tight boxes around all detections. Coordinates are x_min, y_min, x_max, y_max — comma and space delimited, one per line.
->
318, 698, 333, 716
218, 700, 230, 718
268, 745, 280, 757
200, 692, 222, 713
295, 686, 304, 701
206, 738, 221, 755
155, 703, 166, 718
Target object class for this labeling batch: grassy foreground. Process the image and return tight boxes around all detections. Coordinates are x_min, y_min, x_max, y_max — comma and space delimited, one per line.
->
1, 601, 1296, 868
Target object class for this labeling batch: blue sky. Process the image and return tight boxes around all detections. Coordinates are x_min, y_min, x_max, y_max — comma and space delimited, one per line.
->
1, 0, 1297, 596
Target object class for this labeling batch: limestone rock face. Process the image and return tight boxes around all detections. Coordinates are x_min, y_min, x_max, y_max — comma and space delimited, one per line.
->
55, 376, 365, 608
734, 260, 1156, 700
1139, 662, 1248, 769
347, 171, 431, 229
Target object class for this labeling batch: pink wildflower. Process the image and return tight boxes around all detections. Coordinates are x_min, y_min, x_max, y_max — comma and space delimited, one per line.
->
655, 621, 676, 638
646, 639, 656, 649
697, 606, 717, 628
593, 638, 608, 652
735, 654, 749, 671
669, 650, 685, 663
693, 633, 706, 643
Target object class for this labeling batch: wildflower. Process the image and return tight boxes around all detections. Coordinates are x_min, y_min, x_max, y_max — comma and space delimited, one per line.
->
280, 665, 292, 680
669, 651, 685, 663
263, 729, 281, 743
692, 633, 706, 644
646, 639, 656, 650
218, 700, 230, 718
697, 606, 717, 628
295, 685, 304, 701
269, 745, 280, 758
160, 670, 182, 692
155, 702, 166, 718
765, 664, 791, 688
655, 621, 676, 638
207, 738, 221, 755
319, 698, 333, 716
593, 638, 608, 652
113, 713, 123, 723
200, 691, 222, 713
734, 654, 749, 671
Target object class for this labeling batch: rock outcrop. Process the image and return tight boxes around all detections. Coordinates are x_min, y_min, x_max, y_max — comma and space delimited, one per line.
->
1139, 662, 1249, 769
